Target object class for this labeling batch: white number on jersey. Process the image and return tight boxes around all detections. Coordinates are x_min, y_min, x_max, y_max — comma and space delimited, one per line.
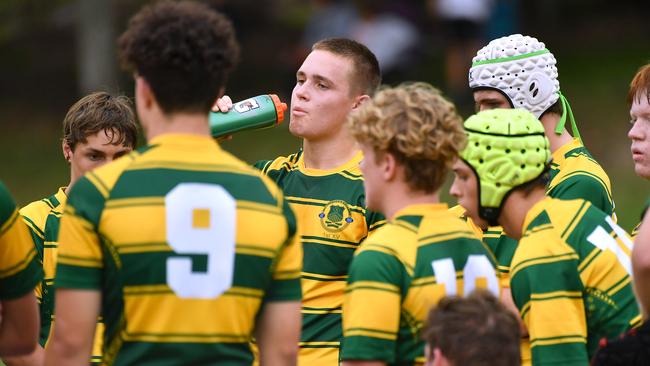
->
165, 183, 236, 299
431, 254, 499, 297
586, 216, 633, 275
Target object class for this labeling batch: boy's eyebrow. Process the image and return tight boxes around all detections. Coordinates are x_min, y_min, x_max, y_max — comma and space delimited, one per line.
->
296, 70, 334, 85
86, 148, 106, 155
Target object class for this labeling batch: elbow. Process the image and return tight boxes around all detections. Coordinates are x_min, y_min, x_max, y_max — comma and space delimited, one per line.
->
275, 342, 299, 364
633, 245, 650, 277
259, 341, 299, 366
0, 338, 37, 357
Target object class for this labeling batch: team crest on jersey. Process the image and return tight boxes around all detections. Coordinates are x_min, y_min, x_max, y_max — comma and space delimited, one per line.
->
318, 200, 354, 233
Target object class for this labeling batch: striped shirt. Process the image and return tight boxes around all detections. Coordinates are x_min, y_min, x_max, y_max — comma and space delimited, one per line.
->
342, 204, 498, 365
0, 180, 42, 300
255, 150, 384, 366
510, 197, 640, 365
56, 134, 302, 365
21, 187, 104, 364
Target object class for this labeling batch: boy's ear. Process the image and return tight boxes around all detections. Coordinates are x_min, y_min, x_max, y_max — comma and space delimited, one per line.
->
352, 94, 370, 109
62, 140, 72, 162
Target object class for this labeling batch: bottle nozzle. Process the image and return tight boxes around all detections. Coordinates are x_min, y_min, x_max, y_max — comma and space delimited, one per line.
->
269, 94, 287, 124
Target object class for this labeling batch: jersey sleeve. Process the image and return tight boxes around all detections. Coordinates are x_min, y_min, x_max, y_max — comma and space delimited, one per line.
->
510, 242, 588, 365
56, 176, 106, 290
0, 184, 42, 299
341, 247, 405, 363
264, 198, 302, 302
252, 160, 273, 174
548, 174, 614, 217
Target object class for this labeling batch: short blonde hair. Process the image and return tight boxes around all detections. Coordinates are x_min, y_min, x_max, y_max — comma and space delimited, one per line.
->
348, 82, 466, 193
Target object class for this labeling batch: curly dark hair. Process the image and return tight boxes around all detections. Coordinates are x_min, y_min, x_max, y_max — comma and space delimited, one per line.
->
118, 0, 240, 114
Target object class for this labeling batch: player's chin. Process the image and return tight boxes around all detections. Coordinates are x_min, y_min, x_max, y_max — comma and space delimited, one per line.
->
635, 163, 650, 180
288, 120, 308, 138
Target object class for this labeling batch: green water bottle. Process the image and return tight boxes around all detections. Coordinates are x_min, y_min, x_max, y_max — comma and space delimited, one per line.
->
209, 94, 287, 137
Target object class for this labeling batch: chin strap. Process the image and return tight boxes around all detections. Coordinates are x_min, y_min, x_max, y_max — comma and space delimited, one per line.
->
554, 92, 582, 143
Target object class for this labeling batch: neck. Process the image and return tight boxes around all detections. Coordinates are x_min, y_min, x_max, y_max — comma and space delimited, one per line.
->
540, 113, 574, 152
382, 186, 440, 220
64, 182, 73, 195
145, 112, 210, 141
302, 132, 358, 170
499, 188, 546, 240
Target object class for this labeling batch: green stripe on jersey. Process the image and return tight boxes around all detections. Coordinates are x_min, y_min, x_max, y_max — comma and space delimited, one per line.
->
108, 341, 254, 366
301, 312, 342, 343
118, 251, 274, 290
303, 241, 356, 276
531, 340, 588, 366
66, 177, 106, 228
110, 169, 279, 206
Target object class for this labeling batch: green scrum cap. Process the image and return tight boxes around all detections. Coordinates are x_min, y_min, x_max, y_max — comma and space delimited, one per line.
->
461, 108, 551, 225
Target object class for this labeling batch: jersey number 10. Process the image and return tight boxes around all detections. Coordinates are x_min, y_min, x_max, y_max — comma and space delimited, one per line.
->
431, 254, 500, 297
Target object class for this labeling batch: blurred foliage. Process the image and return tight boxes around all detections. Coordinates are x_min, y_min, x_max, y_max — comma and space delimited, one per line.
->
0, 0, 649, 232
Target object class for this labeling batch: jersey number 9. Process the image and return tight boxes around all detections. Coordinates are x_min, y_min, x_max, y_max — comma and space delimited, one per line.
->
165, 183, 236, 299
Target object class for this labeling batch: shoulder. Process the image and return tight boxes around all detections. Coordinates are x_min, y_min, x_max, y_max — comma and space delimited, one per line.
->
254, 152, 302, 175
19, 198, 54, 235
358, 221, 418, 269
418, 210, 481, 243
550, 147, 612, 192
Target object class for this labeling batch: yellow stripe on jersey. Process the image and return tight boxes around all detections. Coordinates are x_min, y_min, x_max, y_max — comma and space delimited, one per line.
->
560, 202, 590, 240
97, 204, 288, 256
531, 336, 587, 348
337, 171, 364, 181
301, 277, 345, 308
511, 252, 579, 279
122, 291, 261, 343
523, 295, 586, 341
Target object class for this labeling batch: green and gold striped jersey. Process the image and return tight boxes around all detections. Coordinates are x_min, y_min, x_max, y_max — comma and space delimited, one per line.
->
510, 197, 640, 365
21, 187, 65, 346
341, 204, 499, 366
548, 139, 615, 216
255, 151, 384, 366
452, 139, 616, 287
56, 134, 302, 366
0, 180, 42, 300
21, 187, 104, 364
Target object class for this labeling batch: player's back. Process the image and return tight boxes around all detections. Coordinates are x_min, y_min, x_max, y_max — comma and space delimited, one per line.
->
56, 134, 302, 366
510, 197, 640, 361
343, 204, 498, 365
407, 208, 500, 323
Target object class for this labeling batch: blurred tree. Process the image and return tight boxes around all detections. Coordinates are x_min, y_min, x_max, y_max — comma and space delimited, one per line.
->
77, 0, 117, 94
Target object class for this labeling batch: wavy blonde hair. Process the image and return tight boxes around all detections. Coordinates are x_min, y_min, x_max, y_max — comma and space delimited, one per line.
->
348, 82, 466, 193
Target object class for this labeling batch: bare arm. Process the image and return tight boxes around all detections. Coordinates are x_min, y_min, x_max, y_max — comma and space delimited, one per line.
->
633, 213, 650, 319
255, 301, 301, 366
44, 289, 100, 366
3, 345, 44, 366
0, 292, 39, 357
